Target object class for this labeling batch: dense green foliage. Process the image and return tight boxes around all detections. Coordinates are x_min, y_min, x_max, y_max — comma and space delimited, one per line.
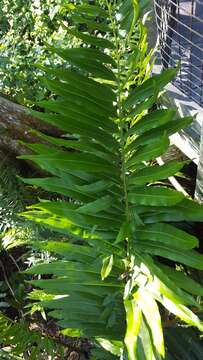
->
0, 0, 78, 104
12, 0, 203, 359
0, 313, 62, 359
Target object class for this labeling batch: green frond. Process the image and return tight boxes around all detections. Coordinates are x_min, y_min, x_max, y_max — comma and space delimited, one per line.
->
18, 0, 203, 359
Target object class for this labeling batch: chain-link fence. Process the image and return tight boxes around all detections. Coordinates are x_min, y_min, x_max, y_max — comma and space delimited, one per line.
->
154, 0, 203, 107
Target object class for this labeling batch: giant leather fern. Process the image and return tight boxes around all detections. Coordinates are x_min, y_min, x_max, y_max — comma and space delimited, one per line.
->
19, 1, 203, 359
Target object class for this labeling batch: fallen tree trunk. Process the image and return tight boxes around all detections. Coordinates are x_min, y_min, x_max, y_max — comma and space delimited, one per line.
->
0, 94, 60, 156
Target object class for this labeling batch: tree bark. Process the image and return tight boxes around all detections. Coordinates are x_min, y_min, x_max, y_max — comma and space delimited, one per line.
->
0, 94, 60, 156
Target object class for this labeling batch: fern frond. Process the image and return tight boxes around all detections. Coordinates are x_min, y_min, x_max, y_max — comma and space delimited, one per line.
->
18, 0, 203, 359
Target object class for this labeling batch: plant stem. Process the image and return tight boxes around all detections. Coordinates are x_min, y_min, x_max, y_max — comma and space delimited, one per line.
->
106, 1, 130, 242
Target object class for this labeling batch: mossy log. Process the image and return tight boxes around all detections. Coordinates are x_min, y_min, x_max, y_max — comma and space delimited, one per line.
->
0, 94, 60, 156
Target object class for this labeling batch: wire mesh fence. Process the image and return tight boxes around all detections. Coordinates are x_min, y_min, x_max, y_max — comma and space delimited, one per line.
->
154, 0, 203, 107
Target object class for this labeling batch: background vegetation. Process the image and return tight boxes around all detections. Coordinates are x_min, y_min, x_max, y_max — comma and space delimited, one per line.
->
0, 0, 77, 105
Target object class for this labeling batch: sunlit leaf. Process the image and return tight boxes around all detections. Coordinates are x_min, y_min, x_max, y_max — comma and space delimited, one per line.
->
101, 255, 114, 280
